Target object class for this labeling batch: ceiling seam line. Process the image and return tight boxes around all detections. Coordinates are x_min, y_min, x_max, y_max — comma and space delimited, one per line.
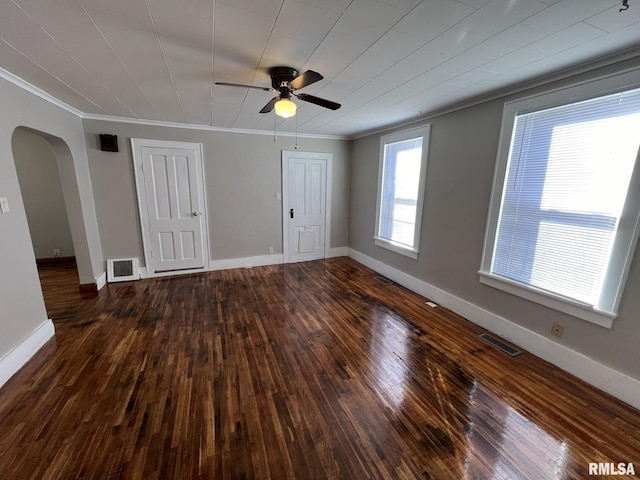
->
0, 36, 109, 114
330, 7, 565, 122
298, 0, 355, 71
287, 0, 354, 131
300, 0, 554, 130
144, 0, 187, 122
297, 0, 449, 129
10, 0, 133, 117
76, 0, 160, 119
232, 0, 286, 127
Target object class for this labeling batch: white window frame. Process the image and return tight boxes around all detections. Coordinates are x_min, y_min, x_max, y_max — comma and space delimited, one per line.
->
480, 69, 640, 328
374, 125, 430, 259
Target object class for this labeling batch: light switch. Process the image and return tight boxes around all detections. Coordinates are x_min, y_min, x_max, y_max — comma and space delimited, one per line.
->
0, 197, 9, 213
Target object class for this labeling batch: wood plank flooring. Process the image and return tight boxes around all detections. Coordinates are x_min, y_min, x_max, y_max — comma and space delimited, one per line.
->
37, 260, 95, 321
1, 258, 639, 479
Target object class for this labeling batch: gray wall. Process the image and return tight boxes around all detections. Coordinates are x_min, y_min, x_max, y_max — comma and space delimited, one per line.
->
0, 76, 103, 364
12, 128, 75, 259
349, 57, 640, 381
82, 119, 350, 265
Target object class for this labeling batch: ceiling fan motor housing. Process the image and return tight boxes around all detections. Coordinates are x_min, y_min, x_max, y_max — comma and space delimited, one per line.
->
270, 66, 299, 90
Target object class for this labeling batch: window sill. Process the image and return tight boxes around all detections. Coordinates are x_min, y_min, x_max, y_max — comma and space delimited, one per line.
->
374, 237, 418, 259
478, 271, 615, 328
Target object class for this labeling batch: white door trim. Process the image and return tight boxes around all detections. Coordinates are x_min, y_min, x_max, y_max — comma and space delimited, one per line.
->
282, 150, 333, 263
131, 138, 210, 275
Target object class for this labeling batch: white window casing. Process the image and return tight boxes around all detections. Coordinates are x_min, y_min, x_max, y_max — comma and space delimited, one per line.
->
480, 69, 640, 328
374, 125, 431, 259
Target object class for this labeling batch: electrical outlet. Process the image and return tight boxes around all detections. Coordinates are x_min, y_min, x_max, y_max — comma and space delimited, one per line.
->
551, 322, 564, 338
268, 246, 274, 254
53, 248, 61, 257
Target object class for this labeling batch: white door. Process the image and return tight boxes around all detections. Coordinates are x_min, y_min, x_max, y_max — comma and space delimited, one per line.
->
283, 151, 332, 263
132, 139, 208, 273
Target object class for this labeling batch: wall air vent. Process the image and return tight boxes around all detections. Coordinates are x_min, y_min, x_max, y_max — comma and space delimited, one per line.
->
374, 276, 393, 285
107, 258, 139, 283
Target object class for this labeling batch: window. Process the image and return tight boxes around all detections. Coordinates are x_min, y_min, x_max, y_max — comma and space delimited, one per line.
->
375, 126, 430, 259
480, 74, 640, 328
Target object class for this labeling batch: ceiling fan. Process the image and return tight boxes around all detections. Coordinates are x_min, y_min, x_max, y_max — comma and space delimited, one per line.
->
215, 66, 341, 118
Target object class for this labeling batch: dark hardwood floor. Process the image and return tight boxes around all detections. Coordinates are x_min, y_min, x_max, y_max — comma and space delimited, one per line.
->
1, 258, 639, 479
37, 260, 95, 321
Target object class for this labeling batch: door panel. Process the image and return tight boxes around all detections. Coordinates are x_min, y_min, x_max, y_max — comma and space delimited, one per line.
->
142, 146, 204, 272
180, 231, 196, 259
286, 153, 327, 262
151, 154, 171, 219
158, 231, 176, 261
296, 227, 320, 253
175, 155, 193, 219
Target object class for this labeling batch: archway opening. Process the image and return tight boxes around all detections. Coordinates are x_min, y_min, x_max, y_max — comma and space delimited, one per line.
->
11, 127, 93, 321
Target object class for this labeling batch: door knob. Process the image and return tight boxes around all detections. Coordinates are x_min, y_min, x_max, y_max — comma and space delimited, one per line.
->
290, 208, 294, 219
192, 211, 200, 217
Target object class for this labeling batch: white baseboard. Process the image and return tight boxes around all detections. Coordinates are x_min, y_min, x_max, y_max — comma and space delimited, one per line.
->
139, 251, 358, 279
96, 271, 107, 291
210, 253, 284, 270
348, 248, 640, 411
138, 250, 348, 280
326, 247, 348, 258
137, 254, 285, 279
0, 320, 55, 390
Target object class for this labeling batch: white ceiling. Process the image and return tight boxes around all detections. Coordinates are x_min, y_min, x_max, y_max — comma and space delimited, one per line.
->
1, 0, 639, 137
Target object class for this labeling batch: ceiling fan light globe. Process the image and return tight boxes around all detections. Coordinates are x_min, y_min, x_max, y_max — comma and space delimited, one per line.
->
275, 98, 296, 118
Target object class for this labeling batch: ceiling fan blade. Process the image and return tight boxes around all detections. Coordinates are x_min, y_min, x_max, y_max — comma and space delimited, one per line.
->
259, 97, 279, 113
289, 70, 323, 90
215, 82, 276, 92
295, 93, 341, 110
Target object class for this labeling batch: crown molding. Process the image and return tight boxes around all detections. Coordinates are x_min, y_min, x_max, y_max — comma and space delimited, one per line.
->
0, 65, 347, 140
81, 113, 349, 140
0, 66, 84, 118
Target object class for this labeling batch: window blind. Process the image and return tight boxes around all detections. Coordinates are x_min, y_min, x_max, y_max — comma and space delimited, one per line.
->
492, 87, 640, 308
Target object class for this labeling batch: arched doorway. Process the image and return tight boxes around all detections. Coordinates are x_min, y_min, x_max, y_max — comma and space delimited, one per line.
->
12, 126, 97, 300
12, 128, 76, 263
